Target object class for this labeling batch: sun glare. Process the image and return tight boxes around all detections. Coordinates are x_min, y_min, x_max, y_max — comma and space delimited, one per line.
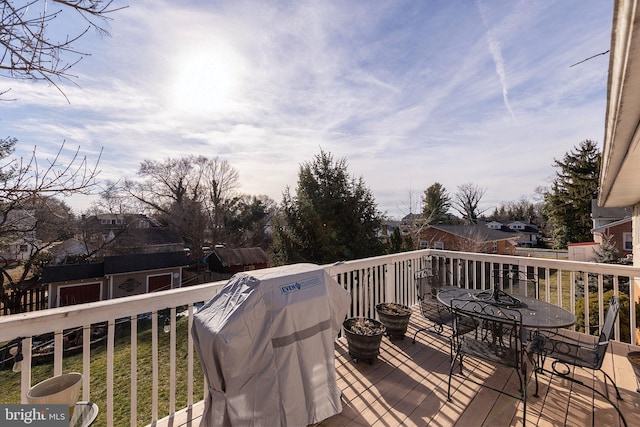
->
171, 43, 245, 115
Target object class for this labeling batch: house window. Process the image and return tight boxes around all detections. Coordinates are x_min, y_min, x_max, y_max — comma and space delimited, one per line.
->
434, 242, 444, 250
419, 241, 429, 249
623, 232, 633, 251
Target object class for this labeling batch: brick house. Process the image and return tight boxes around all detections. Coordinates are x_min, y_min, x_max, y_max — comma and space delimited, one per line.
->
417, 225, 518, 255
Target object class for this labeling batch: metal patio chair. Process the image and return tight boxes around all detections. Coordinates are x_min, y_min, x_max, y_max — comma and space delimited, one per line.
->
447, 299, 529, 426
526, 294, 626, 426
412, 267, 476, 344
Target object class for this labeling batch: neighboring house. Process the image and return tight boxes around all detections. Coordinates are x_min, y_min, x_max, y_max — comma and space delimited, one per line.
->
47, 238, 95, 265
42, 251, 189, 307
590, 200, 632, 253
417, 225, 518, 255
0, 209, 38, 262
206, 247, 269, 275
75, 214, 184, 257
485, 220, 540, 247
591, 200, 632, 230
592, 217, 633, 257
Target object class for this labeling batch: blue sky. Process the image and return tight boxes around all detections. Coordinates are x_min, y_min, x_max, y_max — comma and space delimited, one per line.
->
1, 0, 613, 220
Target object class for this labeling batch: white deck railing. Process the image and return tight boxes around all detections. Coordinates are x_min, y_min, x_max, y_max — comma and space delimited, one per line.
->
1, 249, 638, 425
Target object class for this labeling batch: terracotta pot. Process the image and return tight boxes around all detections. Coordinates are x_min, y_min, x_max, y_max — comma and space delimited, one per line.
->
343, 318, 385, 364
627, 351, 640, 392
376, 302, 412, 339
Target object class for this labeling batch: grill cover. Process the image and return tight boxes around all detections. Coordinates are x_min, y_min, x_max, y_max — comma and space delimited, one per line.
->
192, 263, 350, 426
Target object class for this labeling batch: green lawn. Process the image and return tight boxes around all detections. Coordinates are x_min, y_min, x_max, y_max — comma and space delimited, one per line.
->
0, 315, 205, 427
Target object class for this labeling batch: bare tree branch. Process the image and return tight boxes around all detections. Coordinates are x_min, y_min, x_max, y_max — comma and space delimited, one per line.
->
1, 0, 127, 100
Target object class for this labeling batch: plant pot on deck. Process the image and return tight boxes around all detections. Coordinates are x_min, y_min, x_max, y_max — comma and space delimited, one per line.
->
343, 318, 385, 364
26, 372, 83, 416
627, 351, 640, 392
376, 302, 412, 339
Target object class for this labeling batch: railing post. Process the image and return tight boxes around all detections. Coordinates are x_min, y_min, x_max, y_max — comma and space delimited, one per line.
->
385, 261, 395, 305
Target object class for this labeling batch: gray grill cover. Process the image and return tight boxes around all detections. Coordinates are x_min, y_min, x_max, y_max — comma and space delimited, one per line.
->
192, 263, 350, 426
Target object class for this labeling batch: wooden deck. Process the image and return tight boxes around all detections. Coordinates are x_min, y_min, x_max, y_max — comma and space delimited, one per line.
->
155, 308, 640, 427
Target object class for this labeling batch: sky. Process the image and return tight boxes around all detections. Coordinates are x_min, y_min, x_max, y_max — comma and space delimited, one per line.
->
0, 0, 614, 220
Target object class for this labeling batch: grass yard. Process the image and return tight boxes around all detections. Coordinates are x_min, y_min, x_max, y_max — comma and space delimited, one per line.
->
0, 315, 205, 427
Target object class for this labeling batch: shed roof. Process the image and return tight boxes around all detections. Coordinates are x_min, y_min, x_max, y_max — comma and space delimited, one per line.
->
209, 247, 269, 267
105, 251, 189, 274
42, 263, 104, 283
429, 225, 517, 242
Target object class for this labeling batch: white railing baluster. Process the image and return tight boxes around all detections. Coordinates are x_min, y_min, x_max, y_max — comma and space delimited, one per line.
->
54, 329, 63, 376
556, 268, 562, 308
106, 319, 115, 427
613, 275, 620, 342
151, 311, 159, 422
188, 304, 194, 407
598, 273, 605, 329
82, 324, 90, 400
20, 336, 32, 404
169, 307, 176, 415
582, 271, 589, 333
631, 277, 637, 346
130, 315, 138, 427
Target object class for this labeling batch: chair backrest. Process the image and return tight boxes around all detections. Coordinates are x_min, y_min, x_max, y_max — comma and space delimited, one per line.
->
492, 268, 538, 297
449, 299, 524, 369
415, 267, 452, 324
415, 267, 440, 300
596, 295, 620, 364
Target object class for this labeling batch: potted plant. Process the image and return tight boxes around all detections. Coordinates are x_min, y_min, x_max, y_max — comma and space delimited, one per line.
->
376, 302, 412, 339
343, 317, 385, 364
628, 351, 640, 392
26, 372, 83, 417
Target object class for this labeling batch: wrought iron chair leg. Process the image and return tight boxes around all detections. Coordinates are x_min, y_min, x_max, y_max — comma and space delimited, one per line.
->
521, 364, 527, 427
411, 323, 444, 343
601, 369, 623, 401
447, 350, 458, 402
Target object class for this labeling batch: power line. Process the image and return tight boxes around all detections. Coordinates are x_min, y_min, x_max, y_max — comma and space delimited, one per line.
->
570, 50, 610, 67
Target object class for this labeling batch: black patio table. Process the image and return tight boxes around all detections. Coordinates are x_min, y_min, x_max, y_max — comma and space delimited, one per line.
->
437, 287, 577, 330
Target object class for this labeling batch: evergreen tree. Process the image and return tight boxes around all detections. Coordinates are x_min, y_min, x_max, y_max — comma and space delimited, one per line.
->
272, 150, 385, 265
543, 140, 600, 248
593, 234, 620, 264
422, 182, 451, 224
388, 227, 404, 254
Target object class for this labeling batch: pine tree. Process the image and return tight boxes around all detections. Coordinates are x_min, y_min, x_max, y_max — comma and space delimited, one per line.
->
593, 234, 620, 264
272, 150, 385, 265
543, 140, 600, 248
422, 182, 451, 224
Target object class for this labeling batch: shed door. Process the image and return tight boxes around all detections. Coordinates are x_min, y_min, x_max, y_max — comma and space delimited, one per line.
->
59, 283, 101, 307
148, 274, 172, 292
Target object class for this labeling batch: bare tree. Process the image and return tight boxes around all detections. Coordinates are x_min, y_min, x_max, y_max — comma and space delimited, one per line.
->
119, 156, 207, 258
452, 183, 487, 225
1, 0, 127, 100
1, 138, 101, 311
204, 157, 239, 232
